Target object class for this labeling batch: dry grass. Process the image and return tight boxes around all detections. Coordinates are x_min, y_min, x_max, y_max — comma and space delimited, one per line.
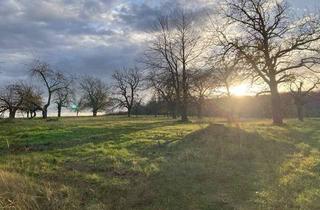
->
0, 170, 78, 210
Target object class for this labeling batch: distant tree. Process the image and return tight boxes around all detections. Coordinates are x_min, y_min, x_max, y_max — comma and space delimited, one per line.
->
144, 95, 162, 117
19, 85, 43, 119
210, 55, 245, 122
190, 69, 215, 119
80, 76, 109, 117
54, 85, 73, 117
0, 82, 25, 119
112, 67, 142, 117
70, 97, 84, 117
216, 0, 320, 125
30, 61, 70, 118
146, 69, 177, 118
290, 79, 319, 121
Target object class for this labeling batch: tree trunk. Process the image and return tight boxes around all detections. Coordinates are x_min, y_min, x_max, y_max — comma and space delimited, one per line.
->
226, 87, 234, 123
9, 109, 16, 119
42, 108, 48, 119
171, 102, 177, 119
172, 111, 177, 119
42, 91, 51, 119
27, 111, 30, 119
181, 32, 188, 122
57, 105, 62, 118
197, 106, 202, 119
93, 110, 97, 117
227, 95, 234, 123
127, 107, 131, 117
270, 82, 283, 125
197, 103, 203, 119
181, 77, 188, 122
296, 104, 304, 122
197, 96, 205, 119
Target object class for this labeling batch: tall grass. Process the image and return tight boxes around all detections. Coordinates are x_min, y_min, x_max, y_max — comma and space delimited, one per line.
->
0, 170, 78, 210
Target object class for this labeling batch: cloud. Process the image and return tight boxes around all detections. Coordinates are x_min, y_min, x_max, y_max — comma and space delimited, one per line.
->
0, 0, 309, 84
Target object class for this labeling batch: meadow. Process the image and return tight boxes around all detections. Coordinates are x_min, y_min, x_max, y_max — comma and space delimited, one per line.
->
0, 116, 319, 210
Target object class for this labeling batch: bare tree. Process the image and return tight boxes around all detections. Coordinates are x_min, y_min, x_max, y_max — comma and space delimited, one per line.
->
71, 97, 84, 117
209, 54, 245, 122
53, 78, 74, 118
215, 0, 320, 125
112, 67, 142, 117
144, 10, 206, 122
54, 86, 73, 117
146, 69, 177, 118
19, 85, 43, 119
80, 76, 109, 117
189, 69, 215, 119
290, 78, 319, 121
0, 82, 25, 119
30, 61, 70, 118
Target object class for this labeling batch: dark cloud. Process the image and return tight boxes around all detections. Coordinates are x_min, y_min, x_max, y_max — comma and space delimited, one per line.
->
114, 3, 161, 32
0, 0, 311, 84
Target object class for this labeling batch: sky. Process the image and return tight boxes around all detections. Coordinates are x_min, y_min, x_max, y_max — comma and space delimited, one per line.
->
0, 0, 318, 85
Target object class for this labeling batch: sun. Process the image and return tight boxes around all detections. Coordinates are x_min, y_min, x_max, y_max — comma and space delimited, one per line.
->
230, 84, 250, 96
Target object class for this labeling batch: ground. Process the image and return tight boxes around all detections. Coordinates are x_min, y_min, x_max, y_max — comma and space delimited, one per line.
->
0, 116, 320, 210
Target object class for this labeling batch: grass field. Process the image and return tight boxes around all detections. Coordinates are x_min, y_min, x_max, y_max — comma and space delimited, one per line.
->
0, 116, 320, 210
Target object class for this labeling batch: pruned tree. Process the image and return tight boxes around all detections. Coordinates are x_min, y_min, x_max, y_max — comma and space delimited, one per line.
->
112, 67, 142, 117
30, 61, 70, 118
19, 85, 43, 119
289, 78, 319, 121
54, 85, 73, 117
80, 76, 109, 117
0, 82, 26, 119
215, 0, 320, 125
144, 10, 206, 122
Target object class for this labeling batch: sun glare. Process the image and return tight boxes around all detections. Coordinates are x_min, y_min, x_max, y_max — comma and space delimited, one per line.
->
230, 84, 250, 96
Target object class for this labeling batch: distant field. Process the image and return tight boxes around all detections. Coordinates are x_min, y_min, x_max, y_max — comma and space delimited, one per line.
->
0, 116, 319, 210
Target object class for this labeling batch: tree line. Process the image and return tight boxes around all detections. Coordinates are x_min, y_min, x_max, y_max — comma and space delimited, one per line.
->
1, 0, 320, 125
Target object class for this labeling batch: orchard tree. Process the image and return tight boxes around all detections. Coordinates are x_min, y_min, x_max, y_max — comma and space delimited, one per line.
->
0, 82, 25, 119
30, 61, 70, 118
80, 76, 109, 117
289, 78, 319, 121
216, 0, 320, 125
54, 87, 73, 117
19, 85, 43, 119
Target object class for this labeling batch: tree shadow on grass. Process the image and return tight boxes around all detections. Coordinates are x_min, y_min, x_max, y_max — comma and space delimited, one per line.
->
283, 120, 320, 150
137, 123, 298, 210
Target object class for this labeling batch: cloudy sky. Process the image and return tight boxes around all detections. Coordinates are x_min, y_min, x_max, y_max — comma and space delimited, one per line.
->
0, 0, 318, 84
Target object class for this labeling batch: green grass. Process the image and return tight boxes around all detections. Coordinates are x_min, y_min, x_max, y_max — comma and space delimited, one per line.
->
0, 116, 319, 209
